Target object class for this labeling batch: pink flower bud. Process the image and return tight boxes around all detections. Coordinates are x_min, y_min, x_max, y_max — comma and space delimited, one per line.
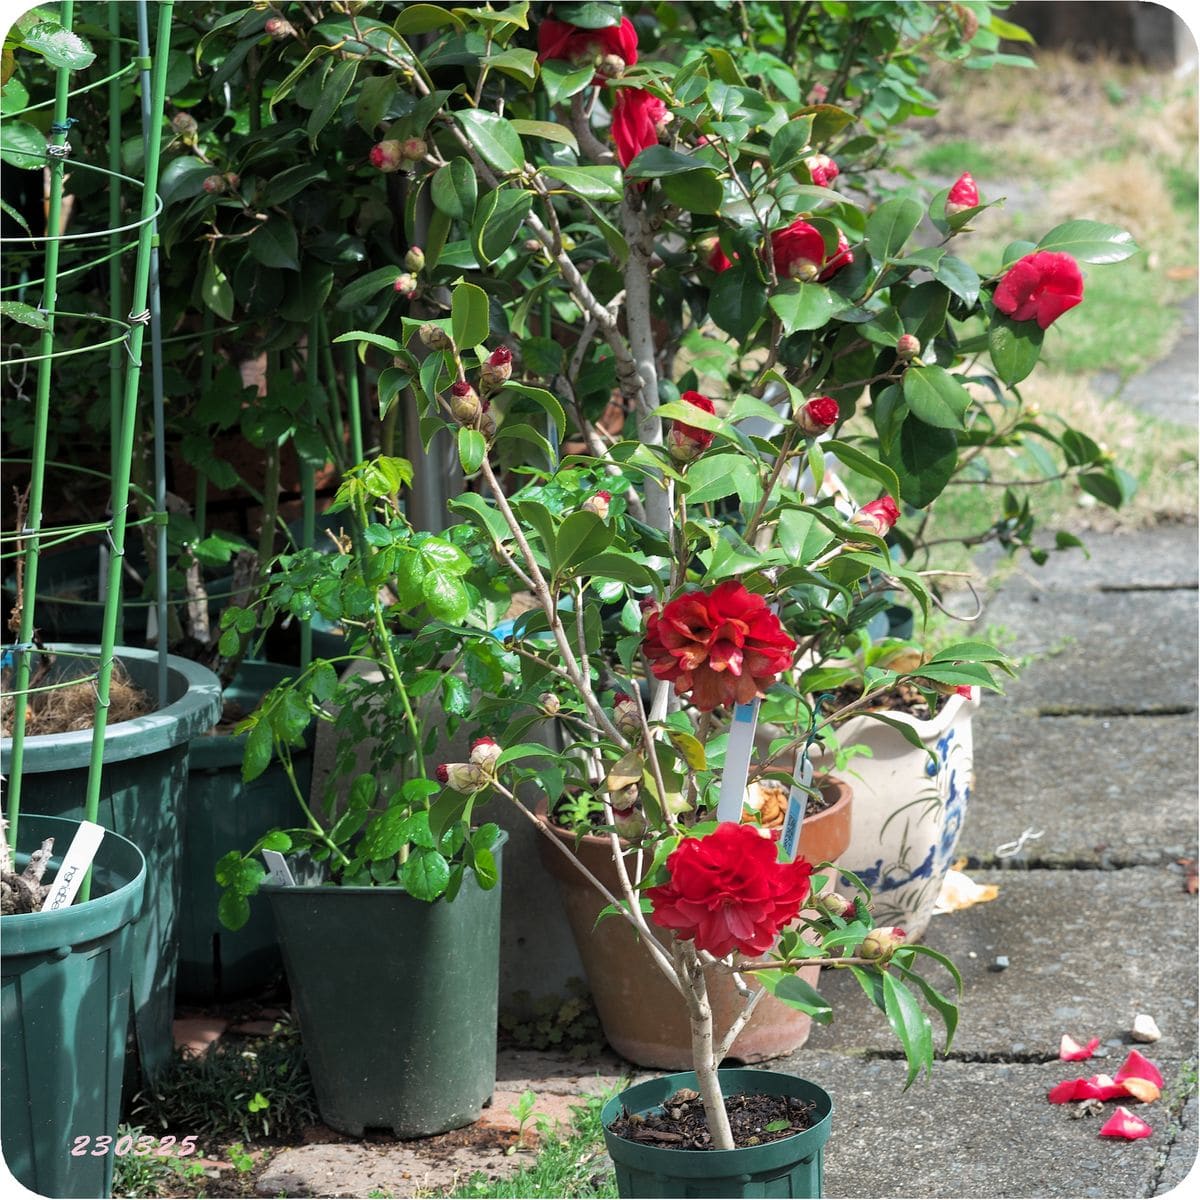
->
436, 761, 486, 791
896, 333, 921, 361
404, 246, 425, 273
449, 380, 481, 425
807, 82, 829, 104
393, 273, 418, 297
860, 926, 907, 961
612, 802, 646, 840
539, 692, 561, 716
795, 395, 839, 436
668, 390, 716, 464
469, 736, 502, 771
419, 323, 453, 351
223, 172, 240, 189
804, 154, 839, 188
479, 405, 498, 440
849, 495, 901, 537
202, 174, 226, 195
264, 16, 295, 38
480, 346, 513, 393
817, 891, 858, 920
613, 691, 640, 738
369, 140, 405, 173
401, 137, 427, 161
581, 490, 612, 520
945, 171, 980, 216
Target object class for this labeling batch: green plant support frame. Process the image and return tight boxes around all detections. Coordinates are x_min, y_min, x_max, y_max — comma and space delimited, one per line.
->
1, 814, 147, 1200
601, 1069, 833, 1199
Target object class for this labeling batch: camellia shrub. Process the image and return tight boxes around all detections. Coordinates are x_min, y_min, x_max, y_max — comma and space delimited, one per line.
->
205, 0, 1139, 1149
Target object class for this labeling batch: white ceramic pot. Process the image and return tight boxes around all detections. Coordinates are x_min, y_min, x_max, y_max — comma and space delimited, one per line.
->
808, 688, 980, 940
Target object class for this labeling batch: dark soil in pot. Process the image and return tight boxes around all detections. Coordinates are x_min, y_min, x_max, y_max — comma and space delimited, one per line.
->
608, 1087, 819, 1150
821, 679, 953, 722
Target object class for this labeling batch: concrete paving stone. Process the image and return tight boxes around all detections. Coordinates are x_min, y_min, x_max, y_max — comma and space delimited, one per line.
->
796, 866, 1197, 1058
759, 1051, 1181, 1199
1155, 1094, 1199, 1196
978, 587, 1198, 715
964, 713, 1198, 866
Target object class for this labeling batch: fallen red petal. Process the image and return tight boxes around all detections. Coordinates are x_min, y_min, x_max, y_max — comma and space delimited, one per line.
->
1099, 1106, 1153, 1139
1114, 1049, 1164, 1089
1060, 1034, 1101, 1061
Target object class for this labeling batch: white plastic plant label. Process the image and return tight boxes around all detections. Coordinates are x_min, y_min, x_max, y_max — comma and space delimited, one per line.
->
779, 752, 814, 862
716, 699, 761, 823
43, 821, 105, 911
262, 850, 297, 887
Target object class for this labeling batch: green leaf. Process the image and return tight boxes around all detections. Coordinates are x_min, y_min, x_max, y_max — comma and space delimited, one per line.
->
496, 382, 566, 439
218, 890, 250, 931
552, 1, 621, 27
883, 416, 958, 508
511, 119, 579, 152
400, 847, 451, 901
824, 439, 900, 502
481, 47, 539, 87
662, 169, 723, 214
354, 73, 397, 134
19, 21, 96, 70
202, 258, 235, 321
392, 3, 465, 33
769, 282, 847, 334
156, 156, 215, 206
709, 266, 767, 340
260, 163, 328, 206
778, 508, 834, 564
538, 60, 594, 106
933, 255, 980, 307
540, 163, 622, 201
574, 551, 659, 588
431, 157, 478, 219
0, 120, 45, 169
249, 217, 299, 271
988, 314, 1044, 385
881, 971, 935, 1087
902, 366, 971, 430
472, 186, 534, 266
623, 145, 714, 180
336, 264, 402, 310
554, 510, 614, 573
654, 401, 725, 435
458, 426, 486, 474
471, 845, 499, 889
0, 300, 47, 329
865, 196, 924, 261
242, 720, 273, 783
1078, 471, 1125, 508
308, 58, 358, 146
1036, 219, 1138, 264
449, 490, 510, 543
769, 116, 815, 170
451, 281, 490, 348
763, 972, 834, 1023
684, 454, 760, 505
362, 807, 409, 860
422, 569, 470, 622
453, 110, 525, 174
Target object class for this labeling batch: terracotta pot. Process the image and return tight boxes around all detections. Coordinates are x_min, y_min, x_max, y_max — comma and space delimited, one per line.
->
535, 777, 853, 1070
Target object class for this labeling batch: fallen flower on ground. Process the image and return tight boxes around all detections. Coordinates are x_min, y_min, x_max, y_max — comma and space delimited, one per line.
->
933, 867, 999, 914
1059, 1033, 1101, 1061
1099, 1106, 1153, 1140
1049, 1049, 1164, 1105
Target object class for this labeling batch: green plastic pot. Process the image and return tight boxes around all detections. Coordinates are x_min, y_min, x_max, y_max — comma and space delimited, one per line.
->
1, 814, 147, 1199
178, 660, 313, 1002
602, 1069, 833, 1199
0, 644, 222, 1078
263, 834, 507, 1137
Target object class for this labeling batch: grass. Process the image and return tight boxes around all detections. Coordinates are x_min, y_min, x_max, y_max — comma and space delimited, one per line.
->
444, 1094, 618, 1199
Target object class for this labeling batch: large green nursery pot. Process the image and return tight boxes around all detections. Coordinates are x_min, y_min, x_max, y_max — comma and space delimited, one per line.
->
263, 831, 507, 1137
602, 1069, 833, 1200
1, 815, 147, 1199
0, 644, 222, 1077
178, 660, 314, 1001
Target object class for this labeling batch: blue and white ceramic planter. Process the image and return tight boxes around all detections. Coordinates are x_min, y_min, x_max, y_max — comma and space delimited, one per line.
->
810, 688, 979, 940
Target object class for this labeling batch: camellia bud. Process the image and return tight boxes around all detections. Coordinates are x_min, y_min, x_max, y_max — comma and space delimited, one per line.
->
419, 323, 453, 351
223, 171, 240, 189
804, 153, 839, 188
435, 761, 487, 792
849, 495, 901, 538
953, 4, 980, 41
595, 52, 627, 79
404, 246, 425, 273
480, 345, 513, 394
393, 273, 418, 297
859, 926, 907, 961
581, 490, 612, 521
945, 171, 980, 217
789, 259, 822, 283
816, 891, 859, 921
171, 112, 198, 135
469, 736, 502, 772
539, 692, 561, 716
807, 82, 829, 104
613, 691, 641, 739
522, 238, 543, 253
479, 399, 498, 440
795, 395, 839, 437
667, 390, 717, 464
202, 174, 227, 195
449, 380, 481, 425
400, 136, 428, 162
612, 801, 647, 840
264, 16, 295, 37
896, 333, 921, 361
369, 140, 405, 173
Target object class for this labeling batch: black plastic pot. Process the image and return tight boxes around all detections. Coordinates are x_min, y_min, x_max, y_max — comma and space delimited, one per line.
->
177, 660, 314, 1002
263, 834, 506, 1137
0, 644, 221, 1077
1, 815, 147, 1199
601, 1069, 833, 1199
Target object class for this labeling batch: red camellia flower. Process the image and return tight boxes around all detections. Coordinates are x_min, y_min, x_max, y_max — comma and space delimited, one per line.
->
850, 495, 901, 537
611, 88, 669, 169
642, 581, 798, 711
993, 251, 1084, 330
1099, 1107, 1153, 1140
945, 171, 980, 216
536, 16, 638, 82
667, 389, 716, 463
770, 220, 853, 283
646, 822, 814, 957
707, 240, 734, 272
795, 395, 839, 436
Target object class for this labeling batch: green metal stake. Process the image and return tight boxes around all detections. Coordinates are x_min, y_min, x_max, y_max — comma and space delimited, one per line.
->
5, 0, 78, 844
79, 0, 175, 899
344, 342, 365, 466
300, 317, 319, 669
106, 1, 125, 645
195, 307, 214, 537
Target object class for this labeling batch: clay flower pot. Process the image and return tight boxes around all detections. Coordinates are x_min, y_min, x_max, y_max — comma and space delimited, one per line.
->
535, 777, 852, 1070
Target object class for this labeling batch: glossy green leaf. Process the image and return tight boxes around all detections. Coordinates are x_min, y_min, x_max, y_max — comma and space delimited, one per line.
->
218, 890, 250, 931
988, 313, 1044, 385
1036, 219, 1138, 264
769, 283, 846, 334
0, 120, 44, 169
623, 145, 712, 180
249, 217, 299, 271
510, 119, 578, 152
458, 426, 486, 474
0, 301, 47, 329
422, 569, 471, 622
392, 3, 465, 33
540, 163, 622, 201
431, 157, 478, 219
481, 47, 539, 87
242, 720, 273, 783
882, 971, 935, 1087
156, 156, 215, 205
554, 510, 614, 573
451, 281, 490, 348
335, 264, 402, 310
354, 73, 396, 133
769, 116, 815, 170
883, 416, 958, 507
865, 196, 924, 261
552, 1, 621, 26
472, 186, 534, 265
261, 163, 329, 206
662, 169, 723, 213
401, 847, 451, 900
308, 58, 358, 146
496, 382, 566, 439
824, 439, 901, 503
709, 266, 767, 340
538, 59, 594, 105
933, 255, 980, 307
19, 21, 96, 70
202, 258, 234, 321
453, 109, 525, 174
902, 366, 971, 430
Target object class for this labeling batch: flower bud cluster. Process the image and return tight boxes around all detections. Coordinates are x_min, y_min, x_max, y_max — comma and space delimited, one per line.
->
435, 736, 503, 793
369, 137, 427, 174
